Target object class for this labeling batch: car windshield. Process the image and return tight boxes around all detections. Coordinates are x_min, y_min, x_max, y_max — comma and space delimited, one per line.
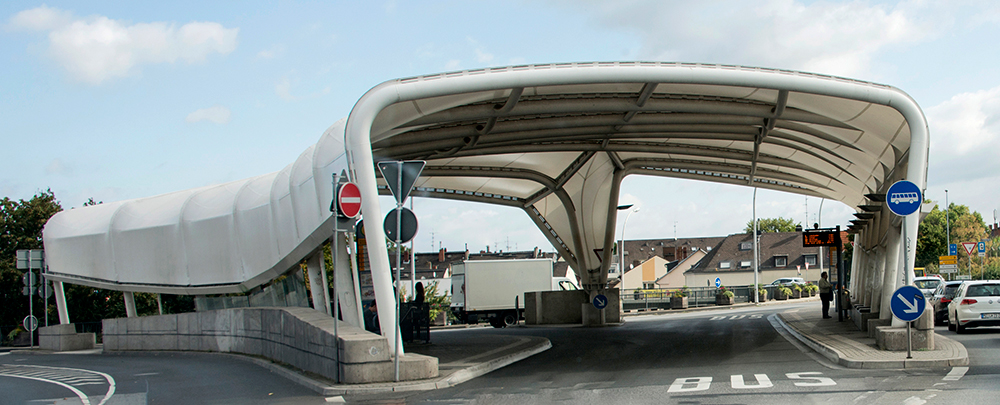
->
914, 279, 941, 289
966, 284, 1000, 297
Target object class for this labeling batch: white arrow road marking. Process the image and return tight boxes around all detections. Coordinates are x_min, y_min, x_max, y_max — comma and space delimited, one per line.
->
897, 293, 920, 313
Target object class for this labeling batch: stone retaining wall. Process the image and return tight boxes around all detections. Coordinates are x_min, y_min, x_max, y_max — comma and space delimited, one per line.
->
102, 307, 437, 384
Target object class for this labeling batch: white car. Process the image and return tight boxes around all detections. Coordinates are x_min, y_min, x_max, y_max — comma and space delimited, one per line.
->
913, 276, 944, 298
947, 280, 1000, 333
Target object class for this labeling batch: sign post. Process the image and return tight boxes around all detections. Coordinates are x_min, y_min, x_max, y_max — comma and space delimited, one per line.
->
329, 171, 361, 383
377, 160, 425, 382
802, 227, 845, 320
890, 285, 925, 359
17, 249, 44, 349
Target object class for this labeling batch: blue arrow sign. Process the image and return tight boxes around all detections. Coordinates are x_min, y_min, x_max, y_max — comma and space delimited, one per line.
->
979, 241, 986, 253
890, 285, 925, 322
886, 180, 922, 216
715, 277, 721, 288
593, 294, 608, 310
950, 243, 958, 256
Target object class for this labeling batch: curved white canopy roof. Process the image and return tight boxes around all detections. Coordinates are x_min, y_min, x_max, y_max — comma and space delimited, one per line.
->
43, 121, 350, 294
42, 62, 928, 299
346, 62, 928, 294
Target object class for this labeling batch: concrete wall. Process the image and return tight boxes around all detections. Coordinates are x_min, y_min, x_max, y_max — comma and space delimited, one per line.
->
102, 307, 437, 384
39, 324, 94, 351
525, 289, 621, 325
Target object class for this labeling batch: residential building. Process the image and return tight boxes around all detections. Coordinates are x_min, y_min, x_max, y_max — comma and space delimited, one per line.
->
684, 230, 847, 287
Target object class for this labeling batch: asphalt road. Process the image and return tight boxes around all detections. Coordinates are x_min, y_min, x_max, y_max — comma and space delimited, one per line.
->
2, 302, 996, 404
351, 303, 983, 404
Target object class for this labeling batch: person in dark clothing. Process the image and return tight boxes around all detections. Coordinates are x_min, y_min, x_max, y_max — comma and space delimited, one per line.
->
363, 300, 380, 333
414, 282, 425, 306
818, 272, 834, 319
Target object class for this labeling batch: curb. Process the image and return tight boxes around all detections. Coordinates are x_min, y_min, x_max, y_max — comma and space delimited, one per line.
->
234, 336, 552, 396
774, 313, 969, 369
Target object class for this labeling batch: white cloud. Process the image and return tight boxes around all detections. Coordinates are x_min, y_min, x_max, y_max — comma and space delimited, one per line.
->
926, 85, 1000, 183
185, 105, 232, 124
566, 0, 938, 77
7, 4, 73, 31
8, 6, 238, 84
444, 59, 461, 70
257, 45, 284, 59
275, 76, 329, 102
45, 158, 72, 175
466, 37, 494, 64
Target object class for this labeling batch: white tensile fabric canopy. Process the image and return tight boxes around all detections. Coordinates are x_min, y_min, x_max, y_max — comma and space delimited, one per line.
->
43, 62, 928, 305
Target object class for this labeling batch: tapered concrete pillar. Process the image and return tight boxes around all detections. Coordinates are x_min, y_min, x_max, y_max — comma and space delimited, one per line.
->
334, 233, 364, 327
53, 281, 70, 324
123, 291, 137, 318
880, 228, 902, 325
157, 293, 164, 315
307, 254, 332, 316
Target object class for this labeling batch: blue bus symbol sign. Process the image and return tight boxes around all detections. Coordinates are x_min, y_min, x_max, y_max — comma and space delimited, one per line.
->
886, 180, 921, 217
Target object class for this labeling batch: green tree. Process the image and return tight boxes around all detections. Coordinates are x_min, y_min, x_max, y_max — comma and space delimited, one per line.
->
744, 217, 800, 233
0, 190, 63, 334
916, 204, 987, 269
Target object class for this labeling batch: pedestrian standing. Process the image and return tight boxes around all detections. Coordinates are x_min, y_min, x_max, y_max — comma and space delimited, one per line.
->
818, 272, 833, 319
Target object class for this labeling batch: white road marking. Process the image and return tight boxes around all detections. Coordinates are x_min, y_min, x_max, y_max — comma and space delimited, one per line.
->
903, 396, 927, 405
325, 396, 346, 403
0, 371, 91, 405
943, 367, 968, 381
133, 372, 160, 377
0, 364, 116, 405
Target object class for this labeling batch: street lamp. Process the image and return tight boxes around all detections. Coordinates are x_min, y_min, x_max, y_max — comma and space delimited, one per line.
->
618, 204, 639, 285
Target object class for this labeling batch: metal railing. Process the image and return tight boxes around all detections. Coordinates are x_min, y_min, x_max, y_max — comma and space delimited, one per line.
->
621, 284, 812, 311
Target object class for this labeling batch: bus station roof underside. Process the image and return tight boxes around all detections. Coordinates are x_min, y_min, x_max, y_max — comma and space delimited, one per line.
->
348, 62, 929, 286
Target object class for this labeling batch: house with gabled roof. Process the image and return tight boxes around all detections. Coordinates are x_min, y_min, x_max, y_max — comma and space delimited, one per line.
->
684, 230, 846, 287
614, 237, 726, 277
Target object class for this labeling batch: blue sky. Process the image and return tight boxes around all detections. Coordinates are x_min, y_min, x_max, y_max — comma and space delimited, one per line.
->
4, 1, 1000, 253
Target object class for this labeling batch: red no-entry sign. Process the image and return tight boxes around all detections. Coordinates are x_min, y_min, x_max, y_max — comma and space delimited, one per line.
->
337, 182, 361, 218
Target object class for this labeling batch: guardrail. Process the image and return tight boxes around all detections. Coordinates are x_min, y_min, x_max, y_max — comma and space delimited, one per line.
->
621, 285, 795, 311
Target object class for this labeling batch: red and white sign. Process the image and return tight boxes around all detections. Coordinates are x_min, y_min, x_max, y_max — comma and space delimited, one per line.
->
337, 182, 362, 218
963, 242, 977, 256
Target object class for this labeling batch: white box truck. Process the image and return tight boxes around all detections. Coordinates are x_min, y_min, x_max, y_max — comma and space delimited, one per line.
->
451, 258, 578, 328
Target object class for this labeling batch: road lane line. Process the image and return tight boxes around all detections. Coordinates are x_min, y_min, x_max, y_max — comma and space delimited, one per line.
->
0, 372, 91, 405
3, 364, 116, 405
943, 367, 968, 381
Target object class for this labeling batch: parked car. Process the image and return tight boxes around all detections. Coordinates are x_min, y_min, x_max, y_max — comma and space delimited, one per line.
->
769, 277, 805, 286
913, 275, 944, 297
929, 281, 964, 325
947, 280, 1000, 333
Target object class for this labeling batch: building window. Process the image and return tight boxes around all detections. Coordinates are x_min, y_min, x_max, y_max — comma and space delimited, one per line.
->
804, 255, 817, 266
643, 282, 655, 289
740, 260, 752, 268
739, 242, 752, 251
774, 255, 788, 267
720, 261, 732, 269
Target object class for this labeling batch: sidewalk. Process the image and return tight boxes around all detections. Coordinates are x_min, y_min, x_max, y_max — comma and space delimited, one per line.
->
775, 308, 969, 369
